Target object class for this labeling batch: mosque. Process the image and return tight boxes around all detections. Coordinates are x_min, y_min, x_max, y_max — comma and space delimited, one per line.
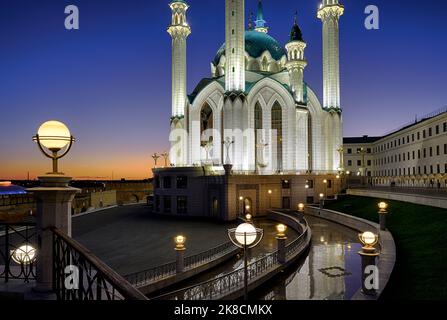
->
154, 0, 346, 220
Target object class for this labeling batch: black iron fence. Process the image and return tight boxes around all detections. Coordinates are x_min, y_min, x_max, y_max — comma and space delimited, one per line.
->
125, 241, 237, 287
0, 221, 37, 283
51, 227, 147, 300
154, 218, 310, 300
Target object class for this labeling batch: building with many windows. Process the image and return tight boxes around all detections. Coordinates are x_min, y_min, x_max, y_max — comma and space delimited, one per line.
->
343, 108, 447, 188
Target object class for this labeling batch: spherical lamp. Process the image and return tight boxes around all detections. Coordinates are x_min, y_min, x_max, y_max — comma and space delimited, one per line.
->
33, 120, 75, 174
235, 223, 258, 246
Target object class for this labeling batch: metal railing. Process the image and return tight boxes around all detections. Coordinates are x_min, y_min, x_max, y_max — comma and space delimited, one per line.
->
154, 217, 309, 300
125, 241, 237, 287
0, 221, 37, 283
52, 227, 147, 300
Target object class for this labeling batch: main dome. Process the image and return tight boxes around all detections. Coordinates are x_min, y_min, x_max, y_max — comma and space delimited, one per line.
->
213, 31, 287, 66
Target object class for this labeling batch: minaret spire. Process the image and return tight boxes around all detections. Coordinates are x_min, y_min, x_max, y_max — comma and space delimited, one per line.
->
248, 12, 254, 31
318, 0, 344, 110
254, 0, 268, 33
225, 0, 245, 92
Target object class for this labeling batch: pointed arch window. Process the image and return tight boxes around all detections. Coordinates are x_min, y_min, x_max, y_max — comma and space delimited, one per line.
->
271, 102, 283, 172
255, 103, 263, 168
200, 103, 214, 146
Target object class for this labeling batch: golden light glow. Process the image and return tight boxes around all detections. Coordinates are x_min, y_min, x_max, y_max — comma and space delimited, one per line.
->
378, 202, 388, 213
11, 245, 36, 265
268, 189, 272, 194
359, 231, 378, 248
319, 193, 324, 198
37, 121, 71, 150
235, 223, 257, 246
239, 196, 244, 201
336, 175, 340, 179
323, 179, 327, 184
175, 235, 186, 249
297, 203, 305, 212
245, 213, 252, 221
276, 224, 287, 238
0, 181, 12, 187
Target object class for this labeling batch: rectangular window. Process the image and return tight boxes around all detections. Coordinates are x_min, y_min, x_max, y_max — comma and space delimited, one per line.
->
357, 160, 361, 166
307, 180, 314, 189
429, 128, 432, 137
348, 160, 352, 166
282, 197, 291, 209
417, 132, 420, 140
176, 176, 188, 189
413, 150, 415, 160
437, 145, 440, 156
436, 125, 439, 134
163, 196, 171, 213
367, 160, 372, 166
347, 148, 352, 154
367, 148, 371, 154
444, 122, 447, 132
430, 147, 433, 157
444, 144, 447, 155
177, 196, 187, 214
412, 134, 414, 142
281, 180, 291, 189
155, 176, 160, 188
327, 180, 332, 188
423, 148, 426, 158
423, 130, 426, 139
163, 176, 171, 189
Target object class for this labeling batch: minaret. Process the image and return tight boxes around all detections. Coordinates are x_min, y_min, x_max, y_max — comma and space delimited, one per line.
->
225, 0, 245, 92
167, 0, 191, 117
285, 13, 307, 105
254, 0, 268, 33
317, 0, 344, 110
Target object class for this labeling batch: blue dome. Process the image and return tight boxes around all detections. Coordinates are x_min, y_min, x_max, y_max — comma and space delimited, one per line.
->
213, 31, 286, 66
0, 182, 27, 196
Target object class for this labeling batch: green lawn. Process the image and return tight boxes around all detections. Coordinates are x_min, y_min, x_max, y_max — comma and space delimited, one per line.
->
325, 195, 447, 300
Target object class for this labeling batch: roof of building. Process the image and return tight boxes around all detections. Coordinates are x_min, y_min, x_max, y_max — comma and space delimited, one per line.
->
213, 31, 287, 66
343, 136, 382, 144
290, 14, 304, 42
187, 72, 309, 105
0, 182, 27, 196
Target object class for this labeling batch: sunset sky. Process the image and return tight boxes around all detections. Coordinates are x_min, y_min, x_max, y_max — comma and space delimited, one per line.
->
1, 0, 446, 180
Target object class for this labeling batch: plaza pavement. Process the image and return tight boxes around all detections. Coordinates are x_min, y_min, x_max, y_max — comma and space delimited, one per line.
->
73, 204, 235, 275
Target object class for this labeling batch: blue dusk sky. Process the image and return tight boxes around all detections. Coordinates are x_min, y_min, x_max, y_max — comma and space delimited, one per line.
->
0, 0, 446, 179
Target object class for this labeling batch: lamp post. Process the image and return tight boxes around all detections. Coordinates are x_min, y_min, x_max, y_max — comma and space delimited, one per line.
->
29, 120, 80, 292
323, 179, 328, 198
319, 193, 325, 209
346, 171, 351, 189
268, 189, 272, 208
228, 223, 263, 300
152, 153, 160, 168
378, 202, 388, 231
161, 151, 169, 167
32, 121, 75, 174
358, 231, 380, 296
174, 235, 186, 273
276, 224, 287, 264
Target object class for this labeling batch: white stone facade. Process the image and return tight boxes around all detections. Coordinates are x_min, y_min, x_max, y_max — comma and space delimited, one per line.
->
168, 0, 343, 174
343, 110, 447, 188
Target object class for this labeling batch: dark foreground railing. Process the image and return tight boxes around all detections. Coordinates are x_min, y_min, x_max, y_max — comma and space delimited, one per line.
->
52, 227, 147, 300
0, 221, 37, 283
125, 241, 237, 287
154, 217, 310, 300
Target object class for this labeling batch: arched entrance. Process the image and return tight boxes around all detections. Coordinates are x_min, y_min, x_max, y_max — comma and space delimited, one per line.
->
271, 102, 283, 172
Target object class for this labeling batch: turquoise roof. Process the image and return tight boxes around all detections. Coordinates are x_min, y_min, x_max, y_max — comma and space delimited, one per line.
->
212, 31, 287, 66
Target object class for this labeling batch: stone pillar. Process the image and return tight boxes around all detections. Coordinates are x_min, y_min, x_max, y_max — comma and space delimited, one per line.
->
175, 247, 186, 273
28, 175, 80, 292
277, 236, 287, 264
379, 213, 386, 231
358, 251, 379, 296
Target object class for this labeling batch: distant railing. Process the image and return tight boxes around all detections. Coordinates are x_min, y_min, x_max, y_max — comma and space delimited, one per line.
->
52, 227, 147, 300
231, 170, 339, 176
0, 221, 37, 283
125, 241, 237, 287
154, 216, 309, 300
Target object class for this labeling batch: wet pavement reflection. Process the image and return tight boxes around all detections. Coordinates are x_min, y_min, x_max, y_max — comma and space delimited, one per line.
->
254, 215, 362, 300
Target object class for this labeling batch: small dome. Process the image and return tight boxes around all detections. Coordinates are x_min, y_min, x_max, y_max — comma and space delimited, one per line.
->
0, 182, 27, 196
290, 22, 304, 42
213, 31, 287, 66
